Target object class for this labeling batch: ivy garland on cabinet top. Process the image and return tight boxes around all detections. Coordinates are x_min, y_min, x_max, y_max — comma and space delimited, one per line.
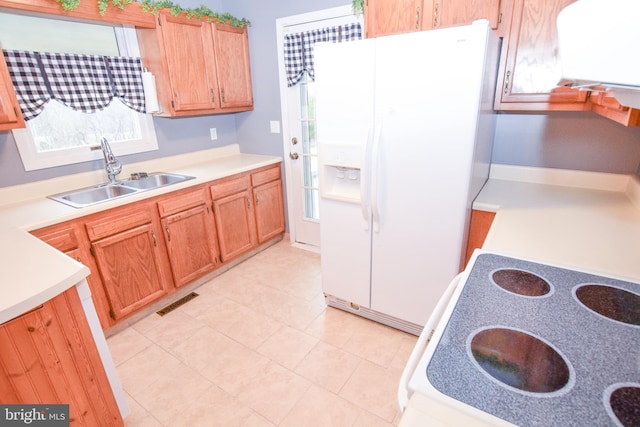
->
352, 0, 364, 14
53, 0, 251, 27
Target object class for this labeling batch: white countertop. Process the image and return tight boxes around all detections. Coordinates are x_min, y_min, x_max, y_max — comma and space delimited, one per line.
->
473, 164, 640, 282
0, 144, 281, 324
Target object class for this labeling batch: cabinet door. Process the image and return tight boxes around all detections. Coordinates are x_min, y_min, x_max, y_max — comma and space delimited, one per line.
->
495, 0, 588, 110
91, 223, 168, 320
162, 204, 220, 287
31, 222, 114, 330
0, 50, 25, 131
365, 0, 425, 37
212, 24, 253, 109
253, 179, 285, 244
0, 287, 123, 426
159, 14, 219, 112
212, 190, 257, 261
434, 0, 503, 33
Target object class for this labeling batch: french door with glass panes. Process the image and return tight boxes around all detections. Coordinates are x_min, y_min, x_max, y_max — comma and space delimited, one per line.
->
285, 73, 320, 247
278, 6, 362, 249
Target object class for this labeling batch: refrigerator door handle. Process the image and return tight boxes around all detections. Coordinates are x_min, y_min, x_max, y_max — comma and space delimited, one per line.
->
360, 125, 373, 230
370, 123, 382, 232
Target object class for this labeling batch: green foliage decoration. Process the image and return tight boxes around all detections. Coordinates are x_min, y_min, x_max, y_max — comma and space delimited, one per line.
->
138, 0, 250, 27
352, 0, 364, 14
56, 0, 81, 11
51, 0, 250, 27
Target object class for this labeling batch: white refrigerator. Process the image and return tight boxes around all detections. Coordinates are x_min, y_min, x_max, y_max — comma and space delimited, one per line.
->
315, 21, 500, 335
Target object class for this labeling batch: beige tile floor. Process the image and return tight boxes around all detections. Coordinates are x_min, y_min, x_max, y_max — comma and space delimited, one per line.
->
107, 239, 418, 427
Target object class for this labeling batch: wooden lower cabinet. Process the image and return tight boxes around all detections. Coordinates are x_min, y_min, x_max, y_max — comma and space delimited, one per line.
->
85, 206, 171, 321
465, 209, 496, 266
158, 189, 221, 287
211, 186, 257, 262
31, 163, 284, 329
0, 286, 123, 426
30, 221, 114, 330
252, 166, 285, 243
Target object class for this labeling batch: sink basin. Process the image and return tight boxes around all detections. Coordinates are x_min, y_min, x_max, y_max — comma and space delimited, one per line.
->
48, 172, 195, 208
50, 184, 139, 208
120, 173, 194, 190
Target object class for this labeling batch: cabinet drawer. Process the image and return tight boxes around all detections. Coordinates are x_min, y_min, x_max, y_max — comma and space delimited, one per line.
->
157, 187, 208, 217
210, 174, 250, 200
85, 207, 153, 241
31, 225, 79, 253
251, 165, 280, 187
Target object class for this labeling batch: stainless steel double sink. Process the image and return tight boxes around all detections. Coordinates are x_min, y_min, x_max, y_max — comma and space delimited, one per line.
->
48, 172, 195, 208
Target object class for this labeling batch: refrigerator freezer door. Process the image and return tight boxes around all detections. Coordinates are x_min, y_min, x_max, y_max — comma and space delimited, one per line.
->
370, 23, 497, 326
316, 38, 376, 308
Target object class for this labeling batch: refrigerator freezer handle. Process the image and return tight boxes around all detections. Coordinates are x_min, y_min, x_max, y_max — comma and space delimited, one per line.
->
370, 123, 382, 232
360, 126, 372, 230
397, 273, 463, 413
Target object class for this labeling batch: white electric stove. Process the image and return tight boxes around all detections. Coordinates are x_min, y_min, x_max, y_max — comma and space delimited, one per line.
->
399, 250, 640, 426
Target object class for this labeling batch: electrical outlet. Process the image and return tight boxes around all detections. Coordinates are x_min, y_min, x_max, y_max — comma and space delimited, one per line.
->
270, 121, 281, 134
209, 128, 218, 140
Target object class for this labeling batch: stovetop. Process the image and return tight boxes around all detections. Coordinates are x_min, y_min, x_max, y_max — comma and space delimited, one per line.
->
425, 253, 640, 426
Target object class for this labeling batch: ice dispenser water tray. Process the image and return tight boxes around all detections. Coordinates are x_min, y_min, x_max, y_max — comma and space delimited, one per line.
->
320, 143, 362, 203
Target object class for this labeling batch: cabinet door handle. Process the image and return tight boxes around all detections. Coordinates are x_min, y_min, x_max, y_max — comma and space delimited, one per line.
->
221, 88, 225, 103
433, 3, 438, 28
165, 225, 171, 242
151, 230, 157, 247
416, 5, 421, 29
210, 88, 215, 103
504, 70, 511, 94
246, 196, 251, 209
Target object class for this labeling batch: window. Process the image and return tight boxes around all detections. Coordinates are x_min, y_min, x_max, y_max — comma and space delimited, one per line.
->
0, 12, 158, 171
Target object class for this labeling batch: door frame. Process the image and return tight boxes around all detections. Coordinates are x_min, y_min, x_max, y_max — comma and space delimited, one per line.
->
275, 5, 361, 251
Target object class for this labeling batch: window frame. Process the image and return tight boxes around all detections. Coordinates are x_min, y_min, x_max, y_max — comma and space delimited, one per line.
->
3, 21, 159, 171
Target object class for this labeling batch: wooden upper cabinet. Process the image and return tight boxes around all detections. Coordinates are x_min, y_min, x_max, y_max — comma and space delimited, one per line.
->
212, 24, 253, 109
431, 0, 504, 35
365, 0, 425, 37
0, 49, 25, 131
136, 11, 253, 117
158, 14, 220, 113
494, 0, 589, 111
589, 91, 640, 127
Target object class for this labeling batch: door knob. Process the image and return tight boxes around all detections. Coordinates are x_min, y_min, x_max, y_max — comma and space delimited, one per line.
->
289, 152, 299, 160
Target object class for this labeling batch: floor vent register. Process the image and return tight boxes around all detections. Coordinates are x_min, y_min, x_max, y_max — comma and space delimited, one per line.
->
156, 292, 199, 316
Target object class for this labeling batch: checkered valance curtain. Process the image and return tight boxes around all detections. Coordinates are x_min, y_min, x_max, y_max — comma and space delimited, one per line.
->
3, 50, 147, 121
284, 22, 362, 87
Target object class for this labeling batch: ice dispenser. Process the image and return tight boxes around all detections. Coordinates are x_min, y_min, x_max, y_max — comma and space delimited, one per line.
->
319, 142, 362, 203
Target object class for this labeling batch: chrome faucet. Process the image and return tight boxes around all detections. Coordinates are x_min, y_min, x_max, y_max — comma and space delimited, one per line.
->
100, 137, 122, 184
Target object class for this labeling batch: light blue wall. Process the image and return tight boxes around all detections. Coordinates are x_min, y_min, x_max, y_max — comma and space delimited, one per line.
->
0, 0, 639, 189
493, 111, 640, 174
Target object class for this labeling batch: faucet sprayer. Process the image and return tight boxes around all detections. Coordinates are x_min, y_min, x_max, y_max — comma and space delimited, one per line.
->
100, 137, 122, 184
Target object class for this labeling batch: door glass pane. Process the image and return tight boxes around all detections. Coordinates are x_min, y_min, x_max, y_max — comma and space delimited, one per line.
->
299, 74, 319, 220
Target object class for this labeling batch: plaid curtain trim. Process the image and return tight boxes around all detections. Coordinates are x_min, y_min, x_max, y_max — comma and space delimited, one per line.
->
3, 51, 50, 121
284, 22, 362, 87
3, 49, 147, 121
105, 56, 146, 113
